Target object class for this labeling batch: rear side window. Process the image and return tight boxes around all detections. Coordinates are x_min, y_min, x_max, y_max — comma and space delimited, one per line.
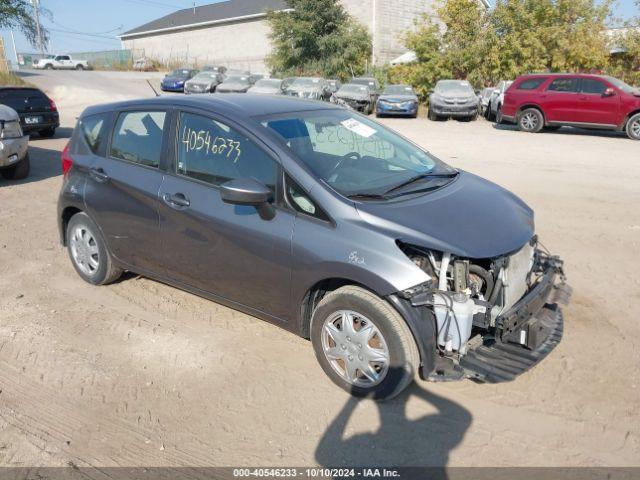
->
79, 113, 109, 154
547, 78, 579, 93
581, 78, 608, 95
110, 111, 166, 168
518, 78, 547, 90
177, 112, 277, 190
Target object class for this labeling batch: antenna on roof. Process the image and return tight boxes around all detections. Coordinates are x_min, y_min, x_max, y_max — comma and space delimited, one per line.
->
146, 79, 160, 97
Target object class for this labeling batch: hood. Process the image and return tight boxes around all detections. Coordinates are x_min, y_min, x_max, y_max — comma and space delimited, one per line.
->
163, 76, 187, 84
354, 171, 534, 259
435, 90, 474, 98
248, 87, 280, 94
217, 82, 249, 91
379, 94, 418, 102
335, 91, 369, 101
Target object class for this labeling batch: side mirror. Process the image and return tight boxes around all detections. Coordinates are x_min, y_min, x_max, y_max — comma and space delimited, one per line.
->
603, 87, 616, 97
220, 178, 272, 206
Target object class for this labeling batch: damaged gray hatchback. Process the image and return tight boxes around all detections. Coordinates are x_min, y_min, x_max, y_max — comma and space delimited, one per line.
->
58, 95, 571, 400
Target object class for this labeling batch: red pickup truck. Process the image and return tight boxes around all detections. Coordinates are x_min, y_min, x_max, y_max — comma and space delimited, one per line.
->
500, 73, 640, 140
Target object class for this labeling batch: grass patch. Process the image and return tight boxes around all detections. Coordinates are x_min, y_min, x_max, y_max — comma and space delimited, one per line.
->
0, 71, 32, 87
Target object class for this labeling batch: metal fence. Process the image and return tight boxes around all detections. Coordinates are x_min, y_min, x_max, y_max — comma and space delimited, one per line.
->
16, 49, 145, 70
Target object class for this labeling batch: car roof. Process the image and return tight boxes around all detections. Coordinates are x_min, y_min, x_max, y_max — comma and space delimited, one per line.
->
82, 94, 341, 118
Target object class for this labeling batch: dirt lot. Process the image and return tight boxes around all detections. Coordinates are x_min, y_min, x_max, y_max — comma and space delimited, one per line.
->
0, 69, 639, 468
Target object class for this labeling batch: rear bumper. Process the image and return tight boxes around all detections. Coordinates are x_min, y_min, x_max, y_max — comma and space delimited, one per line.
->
19, 112, 60, 132
0, 135, 29, 168
460, 258, 572, 382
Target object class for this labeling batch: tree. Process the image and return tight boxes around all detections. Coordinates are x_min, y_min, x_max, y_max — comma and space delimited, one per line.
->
266, 0, 371, 80
0, 0, 47, 48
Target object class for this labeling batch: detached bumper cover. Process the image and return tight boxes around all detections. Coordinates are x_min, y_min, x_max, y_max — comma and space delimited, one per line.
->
460, 259, 572, 383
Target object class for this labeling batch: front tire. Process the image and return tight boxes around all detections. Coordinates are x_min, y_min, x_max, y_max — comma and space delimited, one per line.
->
0, 153, 30, 180
310, 286, 419, 401
518, 108, 544, 133
626, 113, 640, 140
428, 108, 439, 121
66, 212, 122, 285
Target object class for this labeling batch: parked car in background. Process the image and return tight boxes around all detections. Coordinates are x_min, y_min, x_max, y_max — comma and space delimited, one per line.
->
486, 80, 513, 121
281, 77, 296, 93
185, 71, 224, 94
202, 65, 227, 76
350, 77, 382, 103
133, 57, 156, 72
500, 73, 640, 140
331, 83, 375, 113
478, 87, 494, 117
327, 79, 342, 95
284, 77, 332, 101
0, 105, 29, 179
216, 74, 254, 93
428, 80, 479, 121
58, 95, 570, 400
161, 68, 198, 92
33, 54, 90, 70
376, 84, 419, 118
0, 86, 60, 137
247, 78, 284, 95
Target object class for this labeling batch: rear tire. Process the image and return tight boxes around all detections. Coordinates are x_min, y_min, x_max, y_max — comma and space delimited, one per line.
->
0, 153, 30, 180
75, 64, 84, 71
66, 212, 122, 286
517, 108, 544, 133
626, 113, 640, 140
310, 286, 419, 401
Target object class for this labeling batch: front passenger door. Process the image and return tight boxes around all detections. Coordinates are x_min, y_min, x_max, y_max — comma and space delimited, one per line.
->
159, 111, 295, 321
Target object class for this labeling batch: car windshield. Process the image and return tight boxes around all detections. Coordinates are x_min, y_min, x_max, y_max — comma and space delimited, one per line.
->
436, 80, 473, 94
170, 69, 191, 77
383, 85, 415, 95
255, 79, 282, 88
193, 72, 218, 81
291, 78, 322, 88
262, 109, 456, 198
339, 84, 369, 94
605, 76, 637, 93
224, 75, 250, 84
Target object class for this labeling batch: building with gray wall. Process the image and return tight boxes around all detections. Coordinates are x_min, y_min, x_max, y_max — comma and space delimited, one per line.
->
119, 0, 490, 72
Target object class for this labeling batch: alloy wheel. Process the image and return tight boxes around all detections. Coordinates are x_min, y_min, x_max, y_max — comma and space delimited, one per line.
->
321, 310, 390, 388
521, 112, 539, 131
70, 225, 100, 276
631, 118, 640, 139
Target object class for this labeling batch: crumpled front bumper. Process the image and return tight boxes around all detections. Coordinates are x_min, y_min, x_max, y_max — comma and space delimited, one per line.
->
0, 135, 29, 168
460, 256, 572, 383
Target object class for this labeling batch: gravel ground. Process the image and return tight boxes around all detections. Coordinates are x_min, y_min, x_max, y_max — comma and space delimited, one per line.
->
0, 69, 638, 468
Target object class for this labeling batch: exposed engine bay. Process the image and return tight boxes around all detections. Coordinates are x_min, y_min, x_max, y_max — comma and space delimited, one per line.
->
398, 237, 570, 381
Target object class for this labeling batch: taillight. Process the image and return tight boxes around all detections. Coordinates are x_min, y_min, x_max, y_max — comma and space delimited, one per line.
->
61, 143, 73, 176
49, 98, 57, 111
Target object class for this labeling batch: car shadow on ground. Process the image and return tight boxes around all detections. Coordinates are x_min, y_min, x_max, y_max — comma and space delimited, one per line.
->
491, 122, 628, 139
27, 127, 74, 141
315, 372, 471, 475
0, 145, 62, 187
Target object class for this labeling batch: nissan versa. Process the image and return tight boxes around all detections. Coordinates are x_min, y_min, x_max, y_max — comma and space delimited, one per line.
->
58, 95, 571, 400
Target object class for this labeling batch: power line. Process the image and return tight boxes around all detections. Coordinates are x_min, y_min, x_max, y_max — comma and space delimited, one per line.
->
122, 0, 191, 10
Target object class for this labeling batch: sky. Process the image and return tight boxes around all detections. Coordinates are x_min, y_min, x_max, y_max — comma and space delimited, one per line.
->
0, 0, 638, 62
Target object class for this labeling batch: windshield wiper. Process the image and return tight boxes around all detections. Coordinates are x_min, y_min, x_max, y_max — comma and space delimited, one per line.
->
382, 171, 459, 196
347, 193, 389, 201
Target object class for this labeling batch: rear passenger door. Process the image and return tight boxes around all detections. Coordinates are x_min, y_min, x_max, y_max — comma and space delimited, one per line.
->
576, 77, 620, 126
83, 108, 168, 273
540, 77, 580, 122
158, 110, 295, 321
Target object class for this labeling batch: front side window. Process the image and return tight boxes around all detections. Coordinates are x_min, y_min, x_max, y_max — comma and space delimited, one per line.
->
80, 113, 109, 153
263, 110, 456, 198
581, 78, 608, 95
285, 174, 329, 221
547, 78, 579, 93
110, 111, 166, 167
177, 112, 277, 190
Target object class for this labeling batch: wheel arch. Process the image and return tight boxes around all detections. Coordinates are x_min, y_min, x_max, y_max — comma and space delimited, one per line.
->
60, 206, 83, 246
518, 104, 546, 123
623, 109, 640, 128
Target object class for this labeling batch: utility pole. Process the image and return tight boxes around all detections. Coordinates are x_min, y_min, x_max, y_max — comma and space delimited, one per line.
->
31, 0, 44, 55
10, 30, 19, 69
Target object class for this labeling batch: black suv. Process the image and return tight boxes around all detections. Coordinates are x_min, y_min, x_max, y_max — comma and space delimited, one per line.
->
0, 87, 60, 138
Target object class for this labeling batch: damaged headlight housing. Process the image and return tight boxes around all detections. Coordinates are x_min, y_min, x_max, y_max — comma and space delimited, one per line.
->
1, 121, 23, 140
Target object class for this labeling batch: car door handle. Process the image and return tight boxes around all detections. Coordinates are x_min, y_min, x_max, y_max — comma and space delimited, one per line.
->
162, 192, 190, 209
89, 167, 109, 183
